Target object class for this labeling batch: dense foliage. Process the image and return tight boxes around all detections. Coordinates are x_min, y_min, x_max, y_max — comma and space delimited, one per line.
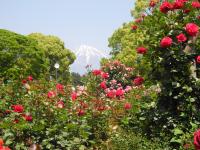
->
0, 29, 48, 80
29, 33, 76, 82
0, 30, 75, 83
109, 0, 200, 149
0, 61, 164, 149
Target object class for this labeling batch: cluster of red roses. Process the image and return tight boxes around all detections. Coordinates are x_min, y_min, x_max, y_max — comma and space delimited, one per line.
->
91, 61, 145, 110
159, 0, 200, 14
21, 75, 33, 84
158, 0, 200, 63
47, 83, 89, 116
47, 83, 65, 109
4, 76, 35, 124
160, 23, 198, 48
135, 1, 200, 63
0, 138, 10, 150
8, 104, 33, 123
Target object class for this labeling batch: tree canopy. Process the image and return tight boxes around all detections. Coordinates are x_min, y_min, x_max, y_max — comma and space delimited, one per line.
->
28, 33, 76, 82
0, 29, 48, 80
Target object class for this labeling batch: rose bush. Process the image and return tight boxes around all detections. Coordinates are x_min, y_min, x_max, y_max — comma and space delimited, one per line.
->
120, 0, 200, 149
109, 0, 200, 149
0, 65, 144, 149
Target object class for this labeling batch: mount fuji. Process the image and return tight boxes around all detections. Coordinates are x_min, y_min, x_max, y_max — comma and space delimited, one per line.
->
70, 45, 109, 75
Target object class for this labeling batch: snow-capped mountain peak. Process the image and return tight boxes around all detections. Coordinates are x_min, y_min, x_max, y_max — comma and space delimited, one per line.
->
71, 45, 108, 75
76, 45, 107, 63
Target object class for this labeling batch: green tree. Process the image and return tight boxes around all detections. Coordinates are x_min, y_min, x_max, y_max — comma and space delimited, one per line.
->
109, 0, 200, 148
131, 0, 149, 18
108, 0, 151, 75
28, 33, 76, 82
108, 20, 151, 77
0, 29, 48, 80
71, 72, 83, 86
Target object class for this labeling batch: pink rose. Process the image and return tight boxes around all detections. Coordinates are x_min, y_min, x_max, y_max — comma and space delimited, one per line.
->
47, 91, 56, 98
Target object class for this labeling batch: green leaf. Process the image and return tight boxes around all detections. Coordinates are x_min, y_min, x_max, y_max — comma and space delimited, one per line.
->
139, 117, 146, 121
173, 128, 183, 135
79, 145, 86, 150
170, 137, 182, 144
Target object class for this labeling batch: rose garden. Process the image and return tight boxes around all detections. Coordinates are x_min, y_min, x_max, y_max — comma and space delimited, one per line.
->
2, 0, 200, 149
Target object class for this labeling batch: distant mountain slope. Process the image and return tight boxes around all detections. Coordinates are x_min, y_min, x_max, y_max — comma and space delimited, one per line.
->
71, 45, 108, 74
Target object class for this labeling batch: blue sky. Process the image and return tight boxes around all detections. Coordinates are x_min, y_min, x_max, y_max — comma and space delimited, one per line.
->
0, 0, 134, 54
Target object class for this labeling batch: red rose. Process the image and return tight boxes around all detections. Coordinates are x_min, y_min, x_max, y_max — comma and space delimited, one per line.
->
178, 0, 188, 2
192, 1, 200, 8
22, 79, 27, 84
100, 81, 107, 89
101, 72, 109, 79
185, 23, 199, 36
3, 147, 11, 150
56, 83, 64, 91
116, 89, 125, 97
0, 146, 11, 150
149, 0, 156, 7
97, 105, 107, 111
196, 56, 200, 64
78, 109, 85, 116
197, 16, 200, 20
176, 33, 187, 42
80, 101, 88, 109
107, 90, 116, 98
160, 36, 173, 48
24, 115, 33, 122
135, 18, 142, 23
12, 105, 24, 113
173, 1, 184, 9
13, 119, 19, 124
194, 129, 200, 149
131, 25, 138, 30
92, 69, 101, 76
47, 91, 56, 98
183, 9, 190, 13
27, 76, 33, 81
0, 139, 3, 146
136, 47, 147, 54
124, 102, 132, 110
71, 92, 77, 101
133, 77, 144, 86
160, 1, 173, 13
